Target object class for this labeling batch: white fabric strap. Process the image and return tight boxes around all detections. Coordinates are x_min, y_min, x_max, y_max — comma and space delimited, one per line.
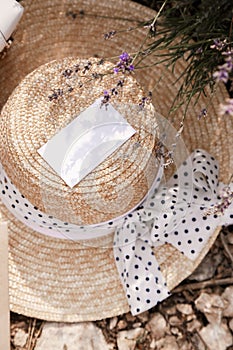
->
0, 0, 24, 52
0, 159, 164, 240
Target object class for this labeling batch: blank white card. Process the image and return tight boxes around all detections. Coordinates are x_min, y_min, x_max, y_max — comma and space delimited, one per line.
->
38, 98, 136, 188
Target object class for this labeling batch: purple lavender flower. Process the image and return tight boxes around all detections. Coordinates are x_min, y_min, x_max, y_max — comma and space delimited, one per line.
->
101, 90, 111, 109
198, 108, 208, 120
210, 39, 227, 51
119, 52, 130, 62
104, 30, 116, 40
213, 69, 229, 83
219, 98, 233, 116
113, 52, 134, 74
204, 186, 233, 216
221, 56, 233, 72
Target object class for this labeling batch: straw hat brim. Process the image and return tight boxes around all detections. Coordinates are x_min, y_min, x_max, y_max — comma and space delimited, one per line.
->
0, 0, 231, 322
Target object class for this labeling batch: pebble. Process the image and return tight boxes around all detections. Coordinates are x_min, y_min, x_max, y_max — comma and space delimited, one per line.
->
222, 286, 233, 317
146, 313, 167, 340
13, 328, 28, 348
195, 292, 224, 324
154, 335, 179, 350
170, 327, 181, 336
163, 305, 177, 315
190, 333, 205, 350
117, 328, 144, 350
109, 317, 118, 330
34, 322, 109, 350
132, 322, 142, 328
117, 320, 128, 330
176, 303, 193, 315
149, 338, 156, 349
199, 322, 233, 350
186, 318, 202, 333
137, 311, 149, 323
229, 318, 233, 332
226, 232, 233, 244
168, 315, 183, 326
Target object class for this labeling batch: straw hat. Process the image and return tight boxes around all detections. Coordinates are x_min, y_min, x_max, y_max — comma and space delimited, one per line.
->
0, 0, 232, 322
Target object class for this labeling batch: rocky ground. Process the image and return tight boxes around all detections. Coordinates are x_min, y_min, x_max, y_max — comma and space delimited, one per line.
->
10, 225, 233, 350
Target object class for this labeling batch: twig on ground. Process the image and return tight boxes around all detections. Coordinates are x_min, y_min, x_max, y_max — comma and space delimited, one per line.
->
220, 232, 233, 265
173, 277, 233, 293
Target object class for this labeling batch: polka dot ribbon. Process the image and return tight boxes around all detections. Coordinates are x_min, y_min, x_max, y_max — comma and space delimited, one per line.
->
113, 149, 233, 315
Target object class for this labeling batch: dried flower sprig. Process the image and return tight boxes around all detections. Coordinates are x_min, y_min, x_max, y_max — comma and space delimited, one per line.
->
204, 186, 233, 217
219, 98, 233, 116
108, 0, 233, 115
113, 52, 135, 74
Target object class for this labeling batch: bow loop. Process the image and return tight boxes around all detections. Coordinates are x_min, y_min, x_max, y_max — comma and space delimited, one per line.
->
192, 149, 219, 200
113, 149, 233, 315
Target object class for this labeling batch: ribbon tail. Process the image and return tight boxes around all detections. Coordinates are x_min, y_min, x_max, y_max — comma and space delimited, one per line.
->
113, 229, 170, 315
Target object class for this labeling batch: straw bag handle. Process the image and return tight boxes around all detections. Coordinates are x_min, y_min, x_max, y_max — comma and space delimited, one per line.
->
0, 0, 24, 52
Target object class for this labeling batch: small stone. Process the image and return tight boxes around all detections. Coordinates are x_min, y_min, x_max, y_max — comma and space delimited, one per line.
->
137, 311, 149, 323
35, 322, 109, 350
117, 328, 144, 350
178, 340, 193, 350
190, 333, 205, 350
168, 315, 183, 326
229, 318, 233, 332
155, 335, 179, 350
195, 292, 224, 324
13, 328, 28, 348
117, 320, 128, 330
199, 322, 233, 350
150, 338, 156, 349
170, 327, 181, 336
132, 322, 142, 328
146, 313, 167, 340
222, 286, 233, 317
176, 303, 193, 315
163, 306, 177, 315
227, 232, 233, 244
186, 319, 202, 333
125, 313, 136, 323
186, 314, 195, 322
109, 317, 118, 330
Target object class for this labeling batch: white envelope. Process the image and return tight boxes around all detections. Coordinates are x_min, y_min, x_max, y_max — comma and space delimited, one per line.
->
38, 98, 136, 188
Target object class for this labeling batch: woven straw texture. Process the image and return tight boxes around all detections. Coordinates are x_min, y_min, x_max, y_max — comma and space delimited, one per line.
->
0, 57, 158, 225
0, 0, 231, 322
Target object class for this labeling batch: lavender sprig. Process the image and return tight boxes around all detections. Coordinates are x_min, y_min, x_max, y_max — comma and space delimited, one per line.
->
113, 52, 134, 74
204, 186, 233, 217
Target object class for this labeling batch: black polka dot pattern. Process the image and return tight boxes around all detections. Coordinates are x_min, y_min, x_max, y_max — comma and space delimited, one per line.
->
114, 149, 233, 315
0, 149, 232, 316
0, 165, 116, 240
114, 222, 170, 315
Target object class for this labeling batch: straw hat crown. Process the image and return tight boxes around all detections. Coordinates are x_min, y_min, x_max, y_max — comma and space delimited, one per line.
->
0, 57, 159, 225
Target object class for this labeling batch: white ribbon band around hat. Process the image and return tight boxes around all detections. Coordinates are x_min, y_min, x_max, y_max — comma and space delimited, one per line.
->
0, 0, 24, 52
1, 148, 232, 315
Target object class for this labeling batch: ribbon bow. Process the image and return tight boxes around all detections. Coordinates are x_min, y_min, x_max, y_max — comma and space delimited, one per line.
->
114, 149, 233, 315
